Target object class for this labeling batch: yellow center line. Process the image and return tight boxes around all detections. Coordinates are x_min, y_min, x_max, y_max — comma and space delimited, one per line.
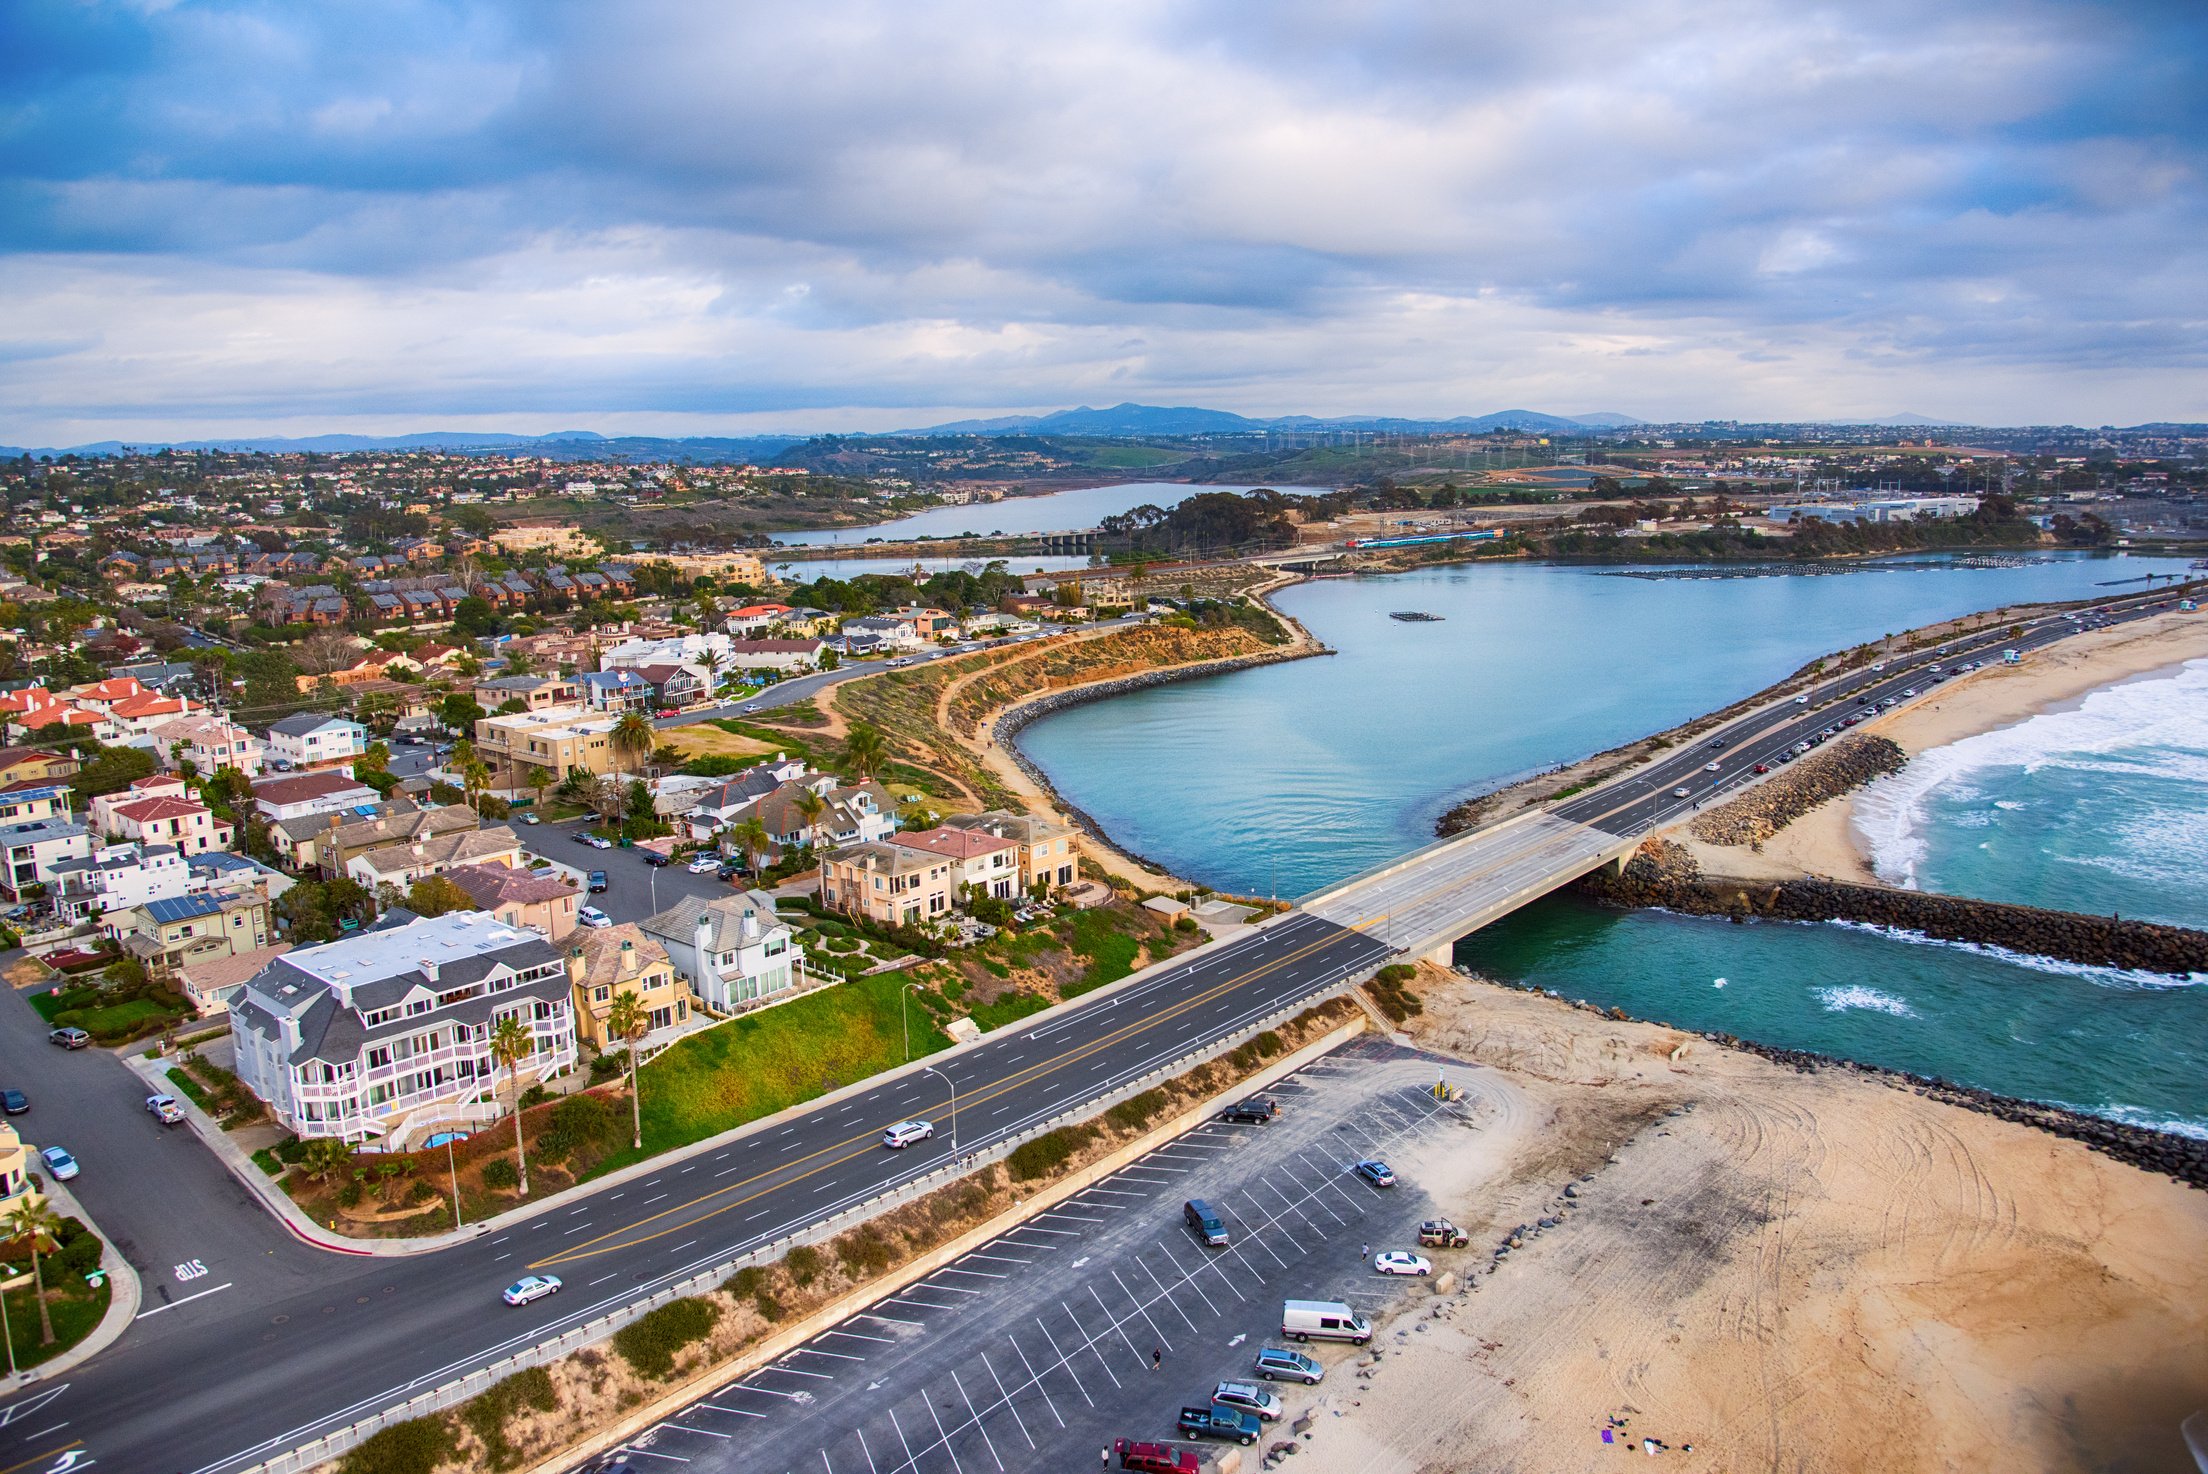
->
0, 1441, 83, 1474
530, 921, 1373, 1269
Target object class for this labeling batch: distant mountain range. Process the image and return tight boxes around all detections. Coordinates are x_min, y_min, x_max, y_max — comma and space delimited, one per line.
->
903, 403, 1643, 436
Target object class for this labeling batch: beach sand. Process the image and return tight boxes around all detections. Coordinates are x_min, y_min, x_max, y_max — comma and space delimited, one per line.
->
1300, 969, 2208, 1474
1690, 607, 2208, 882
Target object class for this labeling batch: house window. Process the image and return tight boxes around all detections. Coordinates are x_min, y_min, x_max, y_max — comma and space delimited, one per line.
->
594, 985, 609, 1002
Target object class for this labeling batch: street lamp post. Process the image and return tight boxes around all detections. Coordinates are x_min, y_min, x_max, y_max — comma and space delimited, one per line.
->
0, 1280, 15, 1380
447, 1130, 464, 1230
901, 981, 923, 1062
920, 1064, 958, 1150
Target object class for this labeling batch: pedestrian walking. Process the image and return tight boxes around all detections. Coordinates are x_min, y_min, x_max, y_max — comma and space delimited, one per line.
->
1101, 1448, 1111, 1468
1151, 1346, 1162, 1372
1361, 1240, 1370, 1258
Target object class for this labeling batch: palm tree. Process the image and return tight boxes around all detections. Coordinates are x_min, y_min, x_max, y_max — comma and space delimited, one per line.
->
606, 988, 649, 1151
4, 1197, 63, 1345
489, 1014, 533, 1196
610, 712, 656, 778
730, 816, 771, 877
843, 723, 888, 783
524, 763, 554, 813
696, 646, 725, 703
793, 787, 828, 902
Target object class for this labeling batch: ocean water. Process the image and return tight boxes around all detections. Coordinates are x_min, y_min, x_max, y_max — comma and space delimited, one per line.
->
1853, 657, 2208, 928
769, 552, 1095, 584
770, 481, 1269, 546
1455, 896, 2208, 1138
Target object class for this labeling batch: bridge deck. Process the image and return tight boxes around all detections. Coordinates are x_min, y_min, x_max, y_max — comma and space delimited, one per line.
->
1303, 811, 1636, 954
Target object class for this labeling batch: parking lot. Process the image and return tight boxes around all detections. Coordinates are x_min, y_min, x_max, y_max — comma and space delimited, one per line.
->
594, 1037, 1491, 1474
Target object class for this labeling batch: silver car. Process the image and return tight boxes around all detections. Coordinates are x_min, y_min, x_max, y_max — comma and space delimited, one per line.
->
1212, 1380, 1284, 1421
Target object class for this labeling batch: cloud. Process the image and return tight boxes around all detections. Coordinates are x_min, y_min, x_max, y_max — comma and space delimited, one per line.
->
0, 0, 2202, 440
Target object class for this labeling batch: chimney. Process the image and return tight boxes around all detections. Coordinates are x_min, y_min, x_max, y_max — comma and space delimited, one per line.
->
741, 912, 760, 943
327, 812, 341, 830
693, 910, 713, 973
565, 945, 584, 986
420, 958, 438, 983
621, 938, 637, 975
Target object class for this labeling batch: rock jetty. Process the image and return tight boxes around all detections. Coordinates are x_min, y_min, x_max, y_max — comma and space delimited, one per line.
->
1688, 735, 1907, 847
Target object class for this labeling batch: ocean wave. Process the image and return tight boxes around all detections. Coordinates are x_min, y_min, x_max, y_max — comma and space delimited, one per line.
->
1824, 918, 2206, 988
1814, 984, 1917, 1017
2067, 1103, 2208, 1142
1854, 656, 2208, 890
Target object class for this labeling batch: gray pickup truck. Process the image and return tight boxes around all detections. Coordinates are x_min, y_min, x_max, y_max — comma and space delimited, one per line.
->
1176, 1404, 1261, 1446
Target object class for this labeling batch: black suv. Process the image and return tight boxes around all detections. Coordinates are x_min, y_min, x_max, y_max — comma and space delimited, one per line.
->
588, 870, 609, 894
1219, 1097, 1278, 1125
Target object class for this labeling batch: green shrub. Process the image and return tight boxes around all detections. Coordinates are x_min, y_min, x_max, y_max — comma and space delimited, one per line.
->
533, 1129, 574, 1164
1007, 1124, 1094, 1182
1366, 968, 1423, 1023
337, 1415, 458, 1474
480, 1157, 520, 1190
252, 1147, 284, 1176
723, 1266, 767, 1298
50, 1217, 101, 1277
783, 1244, 822, 1287
1106, 1089, 1169, 1132
1226, 1029, 1284, 1071
612, 1297, 721, 1380
459, 1366, 558, 1470
551, 1091, 613, 1143
336, 1180, 364, 1208
1174, 915, 1198, 932
518, 1084, 552, 1110
834, 1223, 897, 1277
274, 1135, 310, 1163
753, 1291, 785, 1323
589, 1052, 623, 1082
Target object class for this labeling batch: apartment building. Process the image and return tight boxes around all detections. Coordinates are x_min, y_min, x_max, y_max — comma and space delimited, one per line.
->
1, 818, 94, 900
229, 911, 579, 1149
821, 841, 956, 928
49, 842, 189, 922
265, 713, 368, 771
472, 705, 622, 785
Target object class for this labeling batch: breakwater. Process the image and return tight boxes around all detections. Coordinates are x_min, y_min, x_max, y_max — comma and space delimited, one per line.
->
1688, 735, 1907, 847
1501, 980, 2208, 1189
1580, 839, 2208, 978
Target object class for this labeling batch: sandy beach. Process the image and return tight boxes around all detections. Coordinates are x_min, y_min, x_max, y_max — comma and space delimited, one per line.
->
1687, 607, 2208, 882
1302, 968, 2208, 1474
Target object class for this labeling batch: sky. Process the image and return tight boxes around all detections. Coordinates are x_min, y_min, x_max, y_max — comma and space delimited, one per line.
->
2, 0, 2204, 444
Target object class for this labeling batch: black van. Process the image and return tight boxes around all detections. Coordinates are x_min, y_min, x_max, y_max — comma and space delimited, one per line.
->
1184, 1198, 1228, 1247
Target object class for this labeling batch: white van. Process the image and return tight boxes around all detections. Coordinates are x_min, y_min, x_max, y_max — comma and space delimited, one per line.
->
1281, 1299, 1371, 1345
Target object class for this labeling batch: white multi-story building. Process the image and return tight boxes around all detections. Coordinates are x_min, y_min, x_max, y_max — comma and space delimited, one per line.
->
50, 842, 191, 922
151, 714, 265, 778
0, 818, 94, 901
229, 911, 578, 1150
265, 713, 368, 771
639, 891, 806, 1013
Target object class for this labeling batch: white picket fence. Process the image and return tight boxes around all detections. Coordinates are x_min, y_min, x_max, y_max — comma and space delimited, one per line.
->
242, 965, 1382, 1474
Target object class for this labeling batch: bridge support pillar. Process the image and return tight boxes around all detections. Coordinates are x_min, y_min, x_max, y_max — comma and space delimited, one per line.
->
1418, 941, 1456, 969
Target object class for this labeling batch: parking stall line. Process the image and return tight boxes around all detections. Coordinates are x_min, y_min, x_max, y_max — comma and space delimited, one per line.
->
1041, 1308, 1112, 1396
621, 1451, 692, 1463
857, 1426, 882, 1474
1160, 1233, 1246, 1303
761, 1363, 835, 1380
821, 1448, 836, 1474
792, 1346, 866, 1362
949, 1370, 1004, 1472
661, 1422, 731, 1439
823, 1328, 895, 1344
920, 1280, 985, 1295
1077, 1186, 1144, 1198
1145, 1241, 1221, 1316
699, 1402, 768, 1419
726, 1383, 809, 1400
960, 1252, 1035, 1265
858, 1312, 925, 1328
1230, 1211, 1292, 1271
887, 1406, 920, 1474
979, 1350, 1038, 1448
1114, 1266, 1182, 1348
883, 1295, 960, 1311
933, 1266, 1004, 1280
1031, 1210, 1103, 1224
1258, 1170, 1334, 1230
1005, 1336, 1067, 1424
921, 1397, 969, 1474
1135, 1256, 1201, 1332
1091, 1282, 1154, 1367
1003, 1224, 1080, 1237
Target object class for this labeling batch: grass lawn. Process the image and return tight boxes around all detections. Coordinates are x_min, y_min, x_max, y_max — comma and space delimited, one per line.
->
586, 971, 952, 1177
1, 1277, 110, 1370
53, 997, 185, 1037
968, 991, 1052, 1032
665, 723, 783, 763
1060, 910, 1142, 998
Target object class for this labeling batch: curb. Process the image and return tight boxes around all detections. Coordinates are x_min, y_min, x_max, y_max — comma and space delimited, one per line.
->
8, 1172, 143, 1384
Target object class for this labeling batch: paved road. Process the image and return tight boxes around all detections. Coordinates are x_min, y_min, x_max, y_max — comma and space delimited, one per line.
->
612, 1038, 1479, 1474
0, 913, 1390, 1474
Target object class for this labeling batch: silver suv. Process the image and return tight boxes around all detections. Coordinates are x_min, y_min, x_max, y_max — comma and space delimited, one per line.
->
1212, 1380, 1283, 1421
1253, 1346, 1324, 1384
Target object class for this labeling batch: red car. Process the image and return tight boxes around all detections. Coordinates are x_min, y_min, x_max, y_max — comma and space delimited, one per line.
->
1114, 1440, 1199, 1474
656, 707, 680, 718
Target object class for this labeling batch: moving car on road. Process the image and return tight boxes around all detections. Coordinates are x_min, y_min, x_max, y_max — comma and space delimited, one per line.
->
1373, 1250, 1432, 1276
39, 1145, 78, 1180
502, 1274, 562, 1306
1352, 1158, 1396, 1188
881, 1120, 933, 1149
1671, 786, 1690, 798
146, 1093, 183, 1124
48, 1027, 88, 1049
1252, 1346, 1325, 1384
0, 1090, 26, 1115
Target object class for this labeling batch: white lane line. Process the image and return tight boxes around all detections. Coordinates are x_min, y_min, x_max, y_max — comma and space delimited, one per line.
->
761, 1363, 833, 1380
641, 1193, 669, 1205
135, 1281, 234, 1319
960, 1252, 1033, 1265
933, 1266, 1003, 1279
980, 1350, 1037, 1450
920, 1280, 984, 1295
883, 1296, 959, 1311
725, 1383, 808, 1400
1031, 1319, 1096, 1407
589, 1274, 619, 1287
1005, 1336, 1066, 1426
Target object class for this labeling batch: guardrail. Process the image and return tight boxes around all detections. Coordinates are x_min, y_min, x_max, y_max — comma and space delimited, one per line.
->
239, 960, 1392, 1474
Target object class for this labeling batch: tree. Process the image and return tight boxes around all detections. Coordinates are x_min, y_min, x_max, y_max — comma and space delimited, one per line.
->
625, 779, 655, 824
587, 776, 627, 828
696, 645, 724, 701
489, 1014, 533, 1196
843, 724, 888, 783
70, 745, 157, 801
301, 1136, 353, 1183
606, 988, 648, 1151
523, 763, 554, 812
793, 787, 828, 901
450, 740, 490, 807
3, 1197, 63, 1345
436, 693, 486, 735
610, 712, 656, 776
729, 817, 771, 875
407, 875, 478, 918
451, 596, 500, 638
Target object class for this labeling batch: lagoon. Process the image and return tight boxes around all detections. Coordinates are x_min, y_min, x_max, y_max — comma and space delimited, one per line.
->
770, 481, 1266, 546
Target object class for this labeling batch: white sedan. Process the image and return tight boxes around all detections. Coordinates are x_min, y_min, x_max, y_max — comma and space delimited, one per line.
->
686, 855, 721, 874
502, 1274, 562, 1306
1703, 761, 1721, 772
1372, 1251, 1432, 1276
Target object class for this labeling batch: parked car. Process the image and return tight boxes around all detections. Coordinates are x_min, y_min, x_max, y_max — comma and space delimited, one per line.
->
643, 850, 671, 867
1373, 1250, 1432, 1276
686, 855, 720, 874
38, 1145, 78, 1181
588, 870, 609, 893
882, 1120, 934, 1149
48, 1027, 89, 1049
1218, 1097, 1279, 1125
1112, 1440, 1199, 1474
1211, 1380, 1283, 1421
518, 813, 541, 825
656, 708, 680, 718
145, 1093, 183, 1124
1253, 1346, 1325, 1384
1352, 1159, 1396, 1188
1753, 763, 1770, 774
578, 906, 613, 929
1418, 1218, 1469, 1248
584, 835, 613, 850
1176, 1405, 1260, 1446
502, 1274, 561, 1306
1, 1090, 27, 1116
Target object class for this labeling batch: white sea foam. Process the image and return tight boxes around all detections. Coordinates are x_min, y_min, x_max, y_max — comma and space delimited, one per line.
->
2075, 1104, 2208, 1141
1854, 657, 2208, 890
1824, 918, 2205, 988
1814, 984, 1917, 1017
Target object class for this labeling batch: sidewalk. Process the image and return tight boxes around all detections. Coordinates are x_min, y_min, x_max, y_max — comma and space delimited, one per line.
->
9, 1171, 143, 1385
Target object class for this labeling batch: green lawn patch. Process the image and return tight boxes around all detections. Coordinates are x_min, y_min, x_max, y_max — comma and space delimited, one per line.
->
28, 986, 97, 1024
0, 1275, 110, 1370
165, 1066, 214, 1111
53, 996, 186, 1040
967, 991, 1051, 1032
252, 1147, 284, 1176
1060, 910, 1141, 998
586, 971, 951, 1176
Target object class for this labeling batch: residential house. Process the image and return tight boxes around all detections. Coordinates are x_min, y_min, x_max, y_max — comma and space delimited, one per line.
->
99, 788, 233, 855
839, 614, 924, 655
939, 810, 1084, 895
640, 891, 805, 1014
252, 769, 383, 823
150, 714, 265, 778
890, 606, 959, 639
565, 924, 691, 1052
105, 690, 200, 738
444, 862, 582, 942
66, 675, 151, 714
313, 804, 479, 878
228, 910, 579, 1148
750, 779, 897, 851
261, 584, 348, 627
0, 818, 94, 900
177, 944, 294, 1017
678, 754, 812, 839
0, 747, 79, 785
265, 713, 368, 771
293, 657, 395, 694
578, 669, 655, 713
0, 781, 72, 825
472, 706, 623, 787
408, 641, 465, 671
346, 826, 523, 892
723, 638, 828, 674
49, 842, 189, 921
626, 663, 705, 707
820, 841, 955, 928
723, 603, 796, 638
474, 674, 580, 712
0, 1120, 32, 1214
888, 826, 1023, 900
109, 889, 277, 979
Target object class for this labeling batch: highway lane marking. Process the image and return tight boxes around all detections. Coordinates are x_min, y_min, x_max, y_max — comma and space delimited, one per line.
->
17, 1424, 64, 1443
134, 1280, 233, 1319
589, 1275, 619, 1287
529, 921, 1371, 1269
0, 1445, 85, 1474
